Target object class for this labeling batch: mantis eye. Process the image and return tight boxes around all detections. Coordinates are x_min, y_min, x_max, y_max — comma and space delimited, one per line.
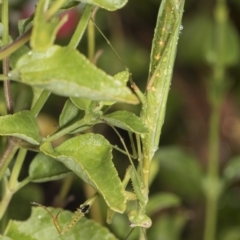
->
79, 204, 90, 214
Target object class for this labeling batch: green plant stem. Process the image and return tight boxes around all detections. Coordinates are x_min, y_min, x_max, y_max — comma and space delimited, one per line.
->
68, 5, 94, 49
1, 0, 9, 45
0, 28, 31, 60
203, 1, 227, 240
0, 148, 27, 219
9, 148, 27, 190
3, 57, 12, 114
0, 182, 13, 219
204, 99, 221, 240
0, 176, 29, 222
53, 176, 74, 207
0, 138, 19, 181
17, 177, 30, 191
1, 0, 13, 114
0, 139, 20, 219
45, 118, 90, 142
31, 90, 51, 117
87, 14, 95, 62
128, 132, 137, 159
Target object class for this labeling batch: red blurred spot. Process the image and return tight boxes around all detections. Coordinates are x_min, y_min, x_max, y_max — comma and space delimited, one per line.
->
57, 8, 80, 39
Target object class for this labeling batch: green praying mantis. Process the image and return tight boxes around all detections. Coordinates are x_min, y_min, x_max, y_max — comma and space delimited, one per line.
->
28, 0, 185, 238
0, 0, 185, 238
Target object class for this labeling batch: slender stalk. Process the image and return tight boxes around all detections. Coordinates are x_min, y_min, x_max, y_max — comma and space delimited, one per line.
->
9, 148, 27, 190
87, 14, 95, 62
92, 20, 128, 71
68, 5, 94, 49
203, 0, 227, 239
53, 176, 74, 207
17, 176, 30, 191
1, 0, 13, 114
3, 58, 12, 114
0, 138, 19, 181
45, 118, 89, 142
1, 0, 9, 49
0, 148, 27, 219
204, 98, 221, 240
0, 140, 21, 219
0, 28, 31, 60
31, 90, 51, 117
110, 125, 139, 180
112, 145, 135, 158
128, 132, 137, 159
0, 182, 13, 219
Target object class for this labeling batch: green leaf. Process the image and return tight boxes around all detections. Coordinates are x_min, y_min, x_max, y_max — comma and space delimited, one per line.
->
29, 153, 72, 182
223, 156, 240, 185
102, 110, 148, 134
9, 46, 138, 104
18, 15, 33, 35
10, 45, 29, 69
70, 97, 91, 111
40, 134, 126, 213
102, 71, 129, 106
154, 147, 203, 201
113, 71, 129, 85
59, 99, 83, 128
146, 193, 181, 216
3, 207, 119, 240
0, 111, 41, 145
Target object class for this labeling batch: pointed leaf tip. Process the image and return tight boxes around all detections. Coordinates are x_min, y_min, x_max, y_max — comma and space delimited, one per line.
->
40, 134, 126, 213
10, 46, 139, 105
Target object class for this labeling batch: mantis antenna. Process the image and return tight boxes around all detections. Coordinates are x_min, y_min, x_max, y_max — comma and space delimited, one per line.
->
31, 193, 98, 235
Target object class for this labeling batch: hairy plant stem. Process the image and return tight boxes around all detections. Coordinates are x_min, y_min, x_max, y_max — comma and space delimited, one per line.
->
203, 0, 228, 240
